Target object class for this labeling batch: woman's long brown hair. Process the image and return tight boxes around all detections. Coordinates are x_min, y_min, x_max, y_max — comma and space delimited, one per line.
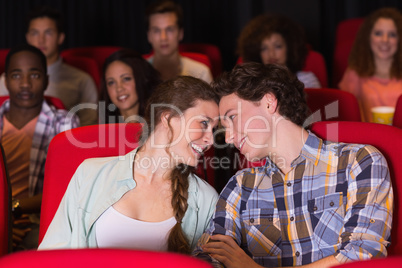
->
143, 76, 218, 253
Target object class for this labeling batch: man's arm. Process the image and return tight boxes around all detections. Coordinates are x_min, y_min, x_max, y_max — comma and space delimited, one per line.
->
333, 146, 392, 262
203, 235, 340, 268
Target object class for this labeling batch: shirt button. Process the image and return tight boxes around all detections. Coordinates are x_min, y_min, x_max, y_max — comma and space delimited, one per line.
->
330, 201, 334, 206
313, 206, 317, 211
295, 251, 300, 257
290, 216, 294, 221
250, 218, 254, 223
287, 182, 292, 187
370, 219, 375, 223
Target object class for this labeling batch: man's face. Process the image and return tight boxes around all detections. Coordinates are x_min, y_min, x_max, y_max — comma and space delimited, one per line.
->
26, 17, 65, 62
219, 93, 274, 162
147, 12, 183, 57
5, 51, 48, 110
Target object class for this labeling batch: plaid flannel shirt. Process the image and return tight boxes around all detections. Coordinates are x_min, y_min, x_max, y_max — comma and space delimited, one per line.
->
0, 99, 79, 196
194, 131, 393, 267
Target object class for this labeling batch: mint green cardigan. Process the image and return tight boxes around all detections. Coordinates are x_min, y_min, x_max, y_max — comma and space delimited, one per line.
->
38, 149, 218, 251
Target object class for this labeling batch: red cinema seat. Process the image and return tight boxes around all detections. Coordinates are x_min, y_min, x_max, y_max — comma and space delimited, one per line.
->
304, 87, 361, 123
61, 46, 122, 75
179, 43, 223, 78
332, 18, 364, 86
0, 248, 212, 268
0, 145, 11, 256
62, 55, 101, 90
392, 94, 402, 128
39, 123, 142, 244
0, 48, 10, 74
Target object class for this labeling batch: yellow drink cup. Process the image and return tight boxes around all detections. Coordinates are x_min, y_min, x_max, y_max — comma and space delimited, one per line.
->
371, 106, 395, 125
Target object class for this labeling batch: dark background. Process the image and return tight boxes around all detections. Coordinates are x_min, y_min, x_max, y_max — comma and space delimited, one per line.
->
1, 0, 402, 87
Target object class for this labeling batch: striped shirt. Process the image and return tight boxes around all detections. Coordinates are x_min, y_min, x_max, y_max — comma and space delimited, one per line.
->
194, 132, 393, 267
0, 99, 79, 196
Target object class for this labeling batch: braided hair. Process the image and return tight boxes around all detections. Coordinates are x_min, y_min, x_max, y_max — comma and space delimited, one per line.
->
143, 76, 218, 253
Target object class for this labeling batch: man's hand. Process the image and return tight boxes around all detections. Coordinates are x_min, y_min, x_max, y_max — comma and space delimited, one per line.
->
202, 234, 262, 268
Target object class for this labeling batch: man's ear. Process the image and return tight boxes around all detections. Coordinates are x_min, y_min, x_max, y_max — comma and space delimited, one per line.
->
57, 32, 65, 46
264, 93, 278, 113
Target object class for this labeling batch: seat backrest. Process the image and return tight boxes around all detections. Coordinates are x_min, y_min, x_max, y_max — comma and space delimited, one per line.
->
304, 88, 361, 123
39, 123, 142, 243
143, 51, 213, 72
0, 48, 10, 74
0, 248, 212, 268
179, 43, 222, 78
302, 50, 328, 87
0, 96, 66, 110
62, 55, 101, 90
0, 145, 10, 256
392, 94, 402, 128
311, 121, 402, 256
180, 51, 213, 71
332, 18, 364, 86
61, 46, 122, 74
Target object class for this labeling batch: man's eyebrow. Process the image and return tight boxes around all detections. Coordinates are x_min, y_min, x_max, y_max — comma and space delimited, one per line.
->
8, 68, 22, 73
224, 109, 234, 118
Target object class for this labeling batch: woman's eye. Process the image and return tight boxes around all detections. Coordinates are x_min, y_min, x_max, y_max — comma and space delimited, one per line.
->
123, 76, 132, 82
374, 31, 383, 36
106, 81, 115, 87
201, 120, 208, 128
229, 115, 236, 121
389, 32, 398, 38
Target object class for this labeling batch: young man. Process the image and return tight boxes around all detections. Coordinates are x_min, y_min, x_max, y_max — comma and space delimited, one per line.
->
146, 0, 213, 83
1, 44, 79, 250
0, 6, 98, 126
193, 63, 393, 267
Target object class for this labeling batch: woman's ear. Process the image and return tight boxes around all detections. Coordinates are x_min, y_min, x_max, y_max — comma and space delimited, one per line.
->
264, 93, 278, 113
160, 111, 171, 129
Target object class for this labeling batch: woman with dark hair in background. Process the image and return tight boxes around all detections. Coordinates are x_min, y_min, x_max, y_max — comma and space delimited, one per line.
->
99, 48, 161, 123
237, 13, 321, 88
339, 7, 402, 122
39, 76, 219, 253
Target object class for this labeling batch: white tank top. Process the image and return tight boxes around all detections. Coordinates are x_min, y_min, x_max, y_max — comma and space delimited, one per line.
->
95, 206, 177, 251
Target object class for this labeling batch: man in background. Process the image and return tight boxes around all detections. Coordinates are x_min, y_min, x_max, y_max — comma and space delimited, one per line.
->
146, 0, 213, 83
0, 6, 98, 126
1, 44, 79, 250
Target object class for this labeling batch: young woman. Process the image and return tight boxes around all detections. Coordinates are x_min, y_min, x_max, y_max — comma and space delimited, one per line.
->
237, 13, 321, 89
99, 48, 161, 123
339, 7, 402, 122
39, 76, 219, 253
